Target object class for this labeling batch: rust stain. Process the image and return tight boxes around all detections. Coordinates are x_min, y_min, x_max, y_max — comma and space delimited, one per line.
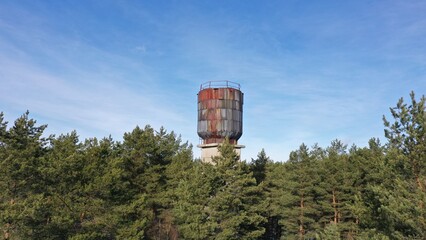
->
197, 85, 243, 144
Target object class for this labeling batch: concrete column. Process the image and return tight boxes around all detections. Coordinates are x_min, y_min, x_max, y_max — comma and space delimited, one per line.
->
197, 143, 245, 163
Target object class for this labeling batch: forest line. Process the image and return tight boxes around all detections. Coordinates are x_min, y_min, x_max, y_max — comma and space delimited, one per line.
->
0, 92, 425, 239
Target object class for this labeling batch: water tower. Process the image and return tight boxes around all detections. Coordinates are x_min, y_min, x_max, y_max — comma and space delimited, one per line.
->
197, 80, 244, 162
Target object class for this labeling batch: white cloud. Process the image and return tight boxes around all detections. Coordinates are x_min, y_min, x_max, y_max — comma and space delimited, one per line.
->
134, 45, 147, 53
1, 0, 425, 161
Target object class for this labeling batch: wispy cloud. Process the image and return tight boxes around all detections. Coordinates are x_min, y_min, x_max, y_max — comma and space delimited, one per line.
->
0, 7, 190, 141
162, 1, 426, 160
0, 53, 187, 137
1, 0, 425, 161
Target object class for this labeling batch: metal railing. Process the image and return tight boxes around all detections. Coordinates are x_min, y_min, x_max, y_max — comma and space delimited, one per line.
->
200, 80, 240, 90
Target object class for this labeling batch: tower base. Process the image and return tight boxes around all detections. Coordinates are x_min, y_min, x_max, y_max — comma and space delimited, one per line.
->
197, 143, 245, 163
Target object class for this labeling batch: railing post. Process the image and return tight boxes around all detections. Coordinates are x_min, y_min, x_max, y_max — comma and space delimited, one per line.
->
200, 80, 240, 90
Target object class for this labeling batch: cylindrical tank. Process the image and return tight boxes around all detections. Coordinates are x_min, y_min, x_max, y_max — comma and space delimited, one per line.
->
197, 81, 243, 144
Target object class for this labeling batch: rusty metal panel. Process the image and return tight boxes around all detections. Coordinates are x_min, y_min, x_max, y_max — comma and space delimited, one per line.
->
197, 83, 243, 144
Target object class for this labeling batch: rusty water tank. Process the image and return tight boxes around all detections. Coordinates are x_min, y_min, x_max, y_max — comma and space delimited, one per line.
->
197, 81, 243, 144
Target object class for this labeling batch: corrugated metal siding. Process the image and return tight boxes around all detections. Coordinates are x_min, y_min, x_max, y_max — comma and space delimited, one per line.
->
197, 87, 243, 144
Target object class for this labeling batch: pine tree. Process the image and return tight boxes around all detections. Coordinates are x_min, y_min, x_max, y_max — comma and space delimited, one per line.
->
207, 140, 266, 239
383, 91, 426, 191
319, 140, 359, 238
115, 125, 188, 239
349, 138, 386, 233
0, 111, 51, 239
44, 131, 84, 239
382, 92, 426, 237
280, 143, 322, 239
258, 161, 287, 239
354, 92, 426, 238
174, 162, 217, 239
250, 149, 270, 184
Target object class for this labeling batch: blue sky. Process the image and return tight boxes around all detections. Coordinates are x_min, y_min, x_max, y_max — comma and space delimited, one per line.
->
1, 0, 425, 161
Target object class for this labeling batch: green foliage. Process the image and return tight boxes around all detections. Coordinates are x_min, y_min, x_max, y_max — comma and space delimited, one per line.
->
250, 149, 270, 185
1, 91, 425, 239
174, 162, 219, 239
319, 223, 340, 240
383, 91, 426, 189
175, 140, 266, 239
209, 141, 266, 239
280, 143, 322, 239
0, 111, 51, 239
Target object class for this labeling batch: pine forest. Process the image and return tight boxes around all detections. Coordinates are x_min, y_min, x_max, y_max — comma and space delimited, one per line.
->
1, 91, 425, 240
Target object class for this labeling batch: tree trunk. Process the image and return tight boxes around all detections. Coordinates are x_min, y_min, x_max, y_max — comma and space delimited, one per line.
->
299, 195, 304, 240
415, 174, 424, 192
332, 190, 338, 224
3, 223, 12, 240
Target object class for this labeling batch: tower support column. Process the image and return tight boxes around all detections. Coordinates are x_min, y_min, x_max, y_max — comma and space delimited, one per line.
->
197, 143, 245, 163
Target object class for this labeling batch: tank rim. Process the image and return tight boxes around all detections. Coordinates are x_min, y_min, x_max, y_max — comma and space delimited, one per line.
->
200, 80, 240, 90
